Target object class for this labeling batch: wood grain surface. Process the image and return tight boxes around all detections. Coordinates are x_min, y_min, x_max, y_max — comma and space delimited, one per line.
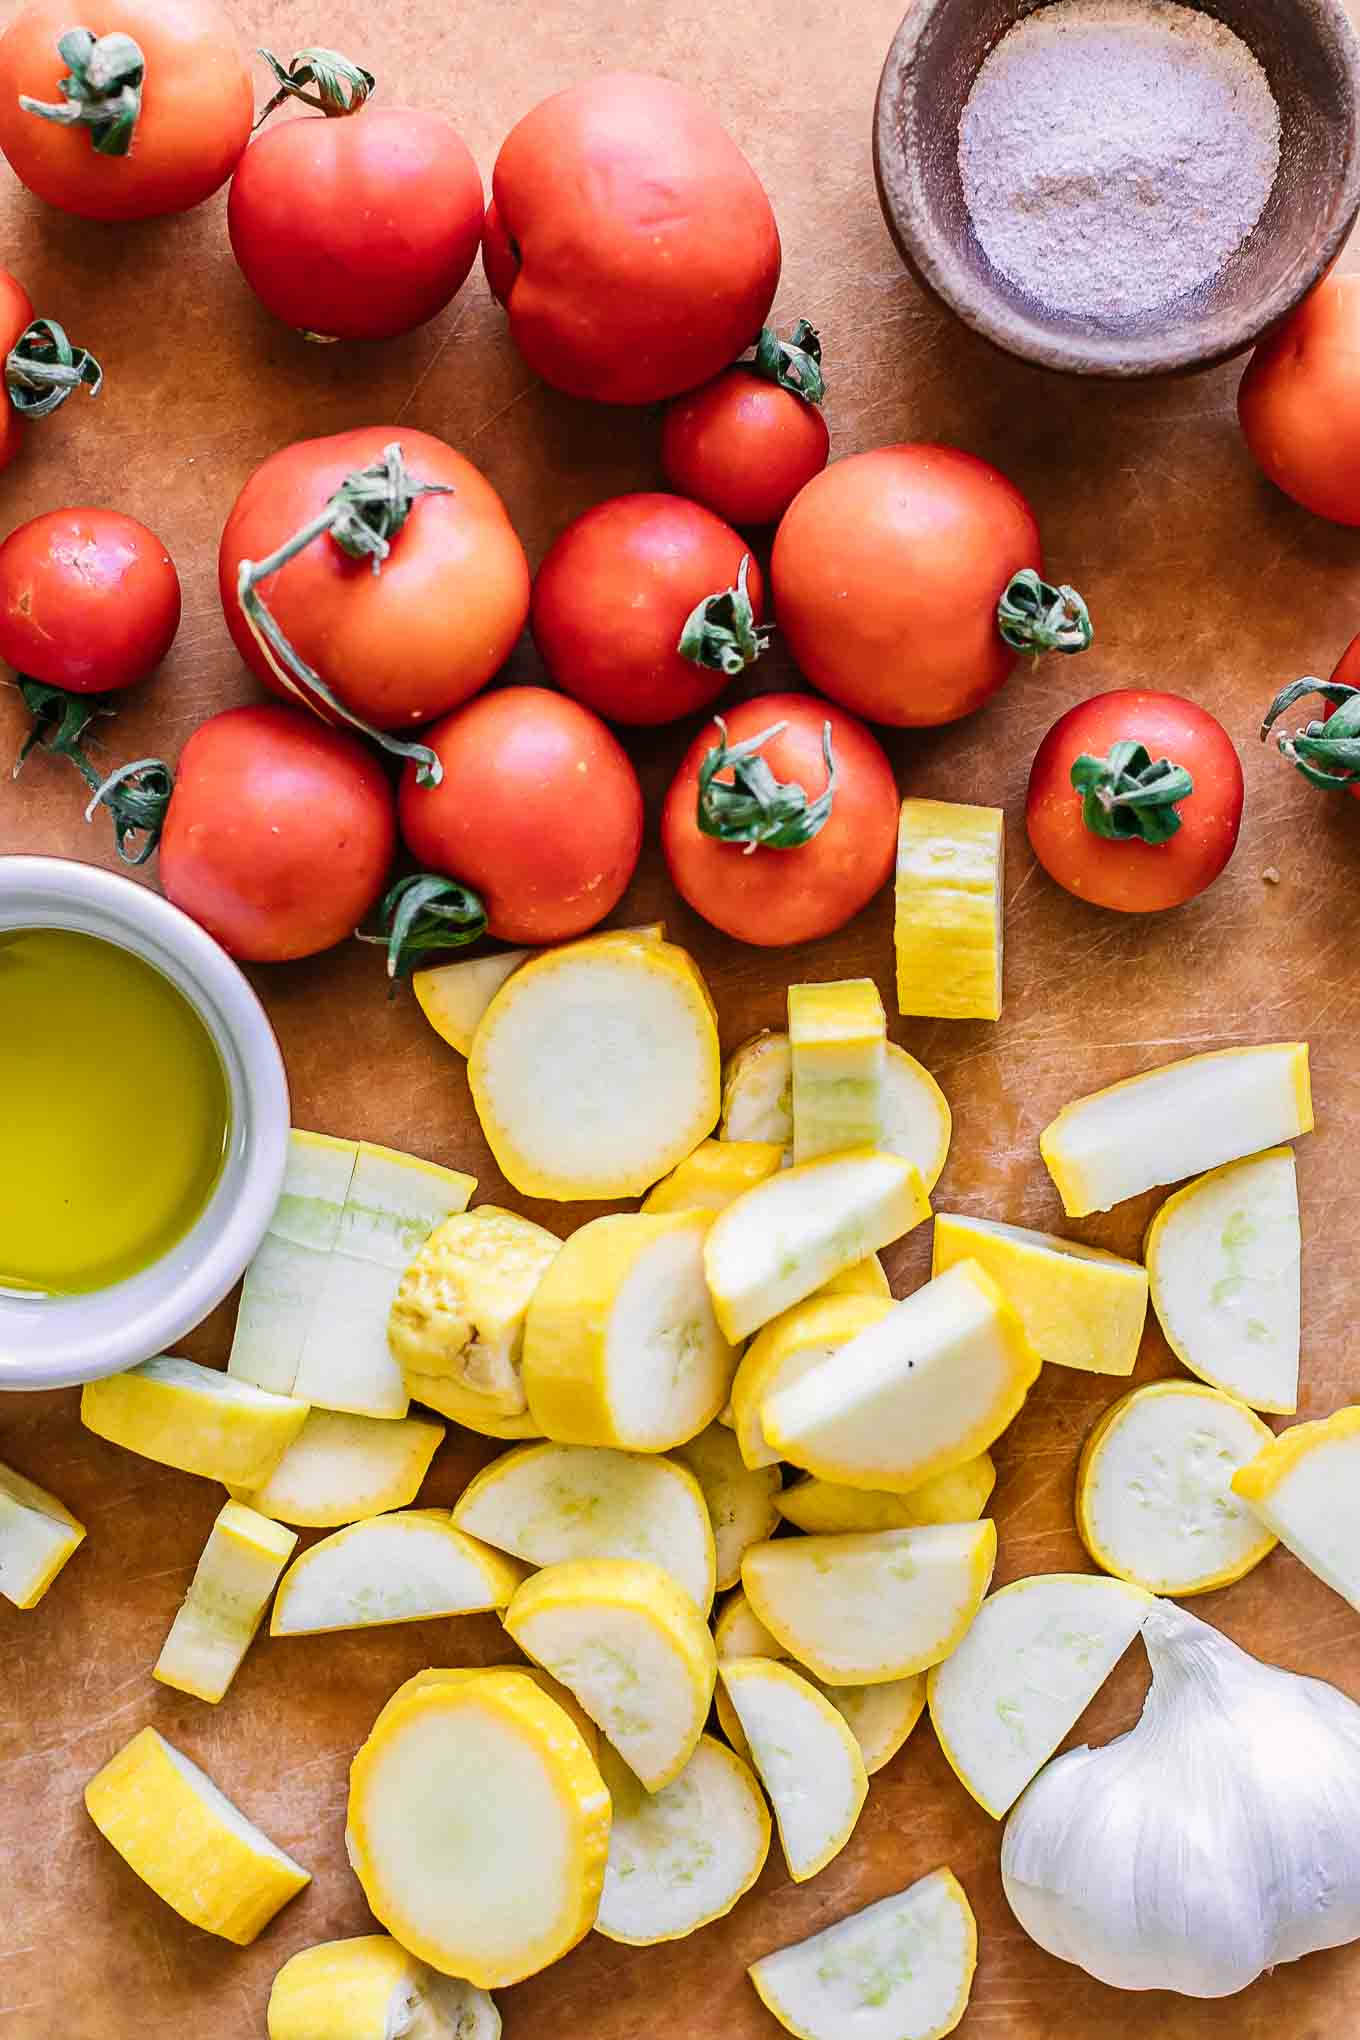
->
3, 2, 1359, 2035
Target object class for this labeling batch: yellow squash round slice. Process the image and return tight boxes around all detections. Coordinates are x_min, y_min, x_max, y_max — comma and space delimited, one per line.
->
270, 1513, 526, 1636
414, 923, 665, 1057
347, 1671, 609, 1988
1077, 1381, 1277, 1595
232, 1408, 445, 1529
1231, 1405, 1360, 1612
522, 1212, 737, 1452
743, 1522, 996, 1685
894, 798, 1004, 1023
718, 1658, 868, 1882
731, 1294, 895, 1472
776, 1455, 996, 1535
267, 1935, 501, 2040
927, 1573, 1152, 1818
504, 1558, 717, 1791
85, 1727, 309, 1944
388, 1205, 561, 1430
594, 1734, 770, 1945
749, 1865, 977, 2040
468, 935, 720, 1200
368, 1666, 603, 1762
453, 1440, 716, 1615
1145, 1147, 1301, 1412
671, 1423, 781, 1591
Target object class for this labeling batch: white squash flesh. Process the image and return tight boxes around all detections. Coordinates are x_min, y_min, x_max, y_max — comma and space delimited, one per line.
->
594, 1734, 770, 1945
266, 1933, 501, 2040
504, 1558, 717, 1791
270, 1513, 526, 1636
704, 1149, 930, 1344
228, 1130, 356, 1396
776, 1456, 996, 1535
154, 1502, 297, 1703
718, 1657, 867, 1882
731, 1294, 895, 1473
749, 1865, 977, 2040
761, 1261, 1038, 1492
788, 978, 886, 1163
721, 1032, 952, 1194
720, 1030, 793, 1143
1040, 1044, 1312, 1218
0, 1461, 85, 1609
232, 1409, 444, 1529
1145, 1148, 1301, 1412
671, 1424, 781, 1592
413, 923, 665, 1058
927, 1573, 1151, 1819
468, 936, 720, 1200
346, 1672, 610, 1989
388, 1205, 562, 1425
82, 1355, 309, 1489
452, 1442, 715, 1615
1232, 1405, 1360, 1611
742, 1523, 996, 1685
1077, 1382, 1276, 1596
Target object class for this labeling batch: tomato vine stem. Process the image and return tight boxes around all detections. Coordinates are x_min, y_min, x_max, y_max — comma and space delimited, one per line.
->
19, 28, 144, 155
697, 715, 837, 851
997, 568, 1093, 657
6, 318, 102, 420
254, 47, 375, 127
11, 678, 171, 865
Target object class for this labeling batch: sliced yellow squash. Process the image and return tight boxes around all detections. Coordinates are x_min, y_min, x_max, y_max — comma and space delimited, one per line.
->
85, 1726, 308, 1944
1231, 1405, 1360, 1612
894, 798, 1004, 1022
414, 923, 665, 1057
594, 1734, 770, 1945
742, 1522, 996, 1684
82, 1355, 309, 1489
468, 934, 720, 1200
787, 977, 886, 1163
641, 1138, 785, 1214
522, 1211, 736, 1452
720, 1031, 952, 1194
671, 1423, 781, 1592
718, 1658, 867, 1882
932, 1212, 1147, 1376
504, 1557, 717, 1791
0, 1460, 85, 1609
267, 1935, 500, 2040
730, 1294, 896, 1472
154, 1501, 297, 1703
776, 1455, 996, 1534
347, 1670, 609, 1988
270, 1513, 526, 1636
232, 1408, 444, 1529
705, 1148, 930, 1343
1040, 1043, 1313, 1218
367, 1665, 603, 1762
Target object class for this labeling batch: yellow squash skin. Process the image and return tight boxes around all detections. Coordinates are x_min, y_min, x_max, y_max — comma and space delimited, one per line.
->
81, 1357, 310, 1489
932, 1212, 1147, 1376
730, 1294, 897, 1471
642, 1140, 785, 1214
894, 800, 1004, 1022
0, 1461, 86, 1609
787, 978, 886, 1163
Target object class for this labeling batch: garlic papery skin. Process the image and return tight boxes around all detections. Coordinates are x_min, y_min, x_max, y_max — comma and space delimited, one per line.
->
1000, 1599, 1360, 1997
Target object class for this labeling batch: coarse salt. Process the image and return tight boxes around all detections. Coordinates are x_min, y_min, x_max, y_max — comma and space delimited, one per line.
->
958, 0, 1280, 321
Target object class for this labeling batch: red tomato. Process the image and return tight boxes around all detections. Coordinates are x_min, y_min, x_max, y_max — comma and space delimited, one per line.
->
1027, 690, 1243, 913
228, 107, 484, 342
483, 72, 780, 405
661, 368, 829, 526
1238, 274, 1360, 526
159, 705, 396, 963
0, 268, 34, 473
661, 693, 898, 946
0, 1, 252, 221
219, 427, 530, 733
531, 494, 765, 726
772, 444, 1057, 727
399, 687, 644, 944
0, 508, 180, 693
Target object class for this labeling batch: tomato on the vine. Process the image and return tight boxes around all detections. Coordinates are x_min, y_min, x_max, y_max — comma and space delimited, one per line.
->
483, 72, 780, 405
771, 443, 1091, 727
531, 493, 767, 727
219, 427, 530, 768
0, 264, 102, 473
158, 704, 396, 963
1027, 689, 1243, 913
661, 692, 898, 946
398, 687, 644, 946
1238, 274, 1360, 527
0, 1, 253, 221
228, 50, 484, 343
1261, 631, 1360, 800
0, 508, 180, 694
661, 321, 830, 528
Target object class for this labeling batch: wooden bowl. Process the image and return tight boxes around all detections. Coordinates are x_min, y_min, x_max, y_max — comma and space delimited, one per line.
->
874, 0, 1360, 376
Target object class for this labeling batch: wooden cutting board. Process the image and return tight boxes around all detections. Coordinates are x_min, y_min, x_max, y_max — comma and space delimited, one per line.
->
3, 1, 1359, 2033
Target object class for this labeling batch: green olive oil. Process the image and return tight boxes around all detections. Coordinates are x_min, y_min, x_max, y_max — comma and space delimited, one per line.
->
0, 927, 230, 1295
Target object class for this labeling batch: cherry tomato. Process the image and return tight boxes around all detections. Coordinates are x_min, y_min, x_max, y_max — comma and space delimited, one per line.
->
1259, 633, 1360, 801
1238, 274, 1360, 526
661, 371, 829, 527
483, 72, 780, 404
399, 687, 644, 945
771, 444, 1082, 727
0, 508, 180, 693
1027, 690, 1243, 913
159, 704, 396, 963
229, 79, 484, 342
531, 493, 766, 726
219, 426, 530, 735
0, 1, 252, 221
661, 692, 898, 946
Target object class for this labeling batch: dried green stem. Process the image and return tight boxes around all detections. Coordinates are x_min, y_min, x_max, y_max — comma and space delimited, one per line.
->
255, 47, 375, 127
11, 679, 171, 865
697, 716, 837, 852
6, 318, 102, 420
357, 872, 488, 983
677, 555, 771, 676
19, 28, 144, 155
998, 568, 1093, 658
1070, 740, 1193, 845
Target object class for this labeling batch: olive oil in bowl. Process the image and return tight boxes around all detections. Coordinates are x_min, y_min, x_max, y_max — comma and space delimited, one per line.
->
0, 927, 230, 1296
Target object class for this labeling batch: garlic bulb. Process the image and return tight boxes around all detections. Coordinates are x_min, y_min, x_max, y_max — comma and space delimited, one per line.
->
1000, 1598, 1360, 1997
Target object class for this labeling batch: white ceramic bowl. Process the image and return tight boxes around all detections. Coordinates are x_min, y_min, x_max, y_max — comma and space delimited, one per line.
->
0, 856, 290, 1391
